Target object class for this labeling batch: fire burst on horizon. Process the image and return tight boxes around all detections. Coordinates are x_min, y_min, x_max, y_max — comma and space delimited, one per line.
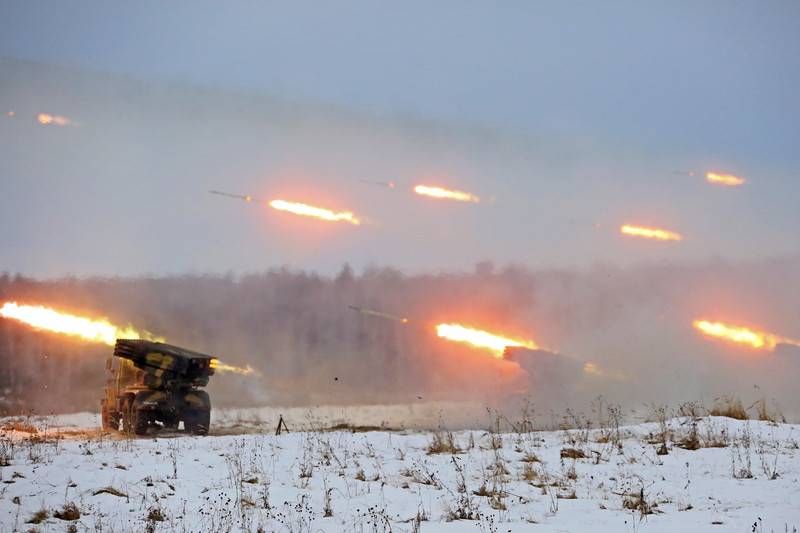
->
620, 224, 683, 242
0, 302, 255, 375
693, 319, 800, 351
414, 185, 480, 203
706, 172, 745, 187
435, 323, 537, 357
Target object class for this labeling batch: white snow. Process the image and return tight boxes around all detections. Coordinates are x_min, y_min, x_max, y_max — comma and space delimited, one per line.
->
1, 412, 800, 532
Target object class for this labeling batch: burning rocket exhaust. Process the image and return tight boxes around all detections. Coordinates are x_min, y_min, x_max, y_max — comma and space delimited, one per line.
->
37, 113, 73, 126
705, 172, 745, 187
693, 319, 800, 351
620, 224, 683, 242
435, 323, 537, 357
269, 199, 361, 225
414, 185, 480, 203
674, 170, 746, 187
0, 302, 162, 346
0, 302, 256, 375
347, 306, 535, 356
209, 190, 362, 225
210, 359, 258, 376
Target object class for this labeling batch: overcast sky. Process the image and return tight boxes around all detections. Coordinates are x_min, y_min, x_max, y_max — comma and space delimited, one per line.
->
1, 1, 798, 277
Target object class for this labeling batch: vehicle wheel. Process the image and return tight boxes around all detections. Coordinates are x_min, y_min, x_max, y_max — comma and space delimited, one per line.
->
131, 407, 150, 436
101, 399, 121, 431
121, 396, 135, 433
161, 413, 179, 431
185, 410, 210, 436
101, 400, 109, 429
109, 411, 121, 431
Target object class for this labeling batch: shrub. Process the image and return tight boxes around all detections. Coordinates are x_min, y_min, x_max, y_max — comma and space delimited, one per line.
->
147, 506, 166, 522
709, 396, 748, 420
26, 508, 48, 524
427, 431, 461, 454
53, 502, 80, 521
560, 448, 586, 459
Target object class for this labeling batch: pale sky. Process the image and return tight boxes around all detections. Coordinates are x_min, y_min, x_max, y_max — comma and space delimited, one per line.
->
1, 1, 798, 277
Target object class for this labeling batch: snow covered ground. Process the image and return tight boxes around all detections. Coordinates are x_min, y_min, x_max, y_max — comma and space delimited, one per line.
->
1, 410, 800, 532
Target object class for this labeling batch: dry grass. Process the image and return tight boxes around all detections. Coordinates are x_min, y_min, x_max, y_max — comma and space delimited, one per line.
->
520, 451, 540, 463
0, 437, 13, 466
26, 508, 48, 524
53, 502, 80, 521
473, 483, 494, 496
752, 399, 786, 424
1, 420, 39, 434
622, 490, 658, 515
427, 431, 461, 455
147, 506, 165, 522
678, 401, 705, 419
559, 448, 586, 459
676, 423, 701, 450
327, 423, 395, 433
520, 462, 537, 481
709, 396, 748, 420
93, 486, 128, 498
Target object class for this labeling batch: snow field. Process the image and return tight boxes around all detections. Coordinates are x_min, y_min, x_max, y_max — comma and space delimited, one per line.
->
1, 415, 800, 532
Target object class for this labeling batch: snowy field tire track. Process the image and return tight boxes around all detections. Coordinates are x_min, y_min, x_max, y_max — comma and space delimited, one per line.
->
1, 413, 800, 532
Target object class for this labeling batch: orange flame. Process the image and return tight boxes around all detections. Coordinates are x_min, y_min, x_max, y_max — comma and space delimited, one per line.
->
706, 172, 745, 187
0, 302, 162, 346
1, 302, 257, 375
269, 199, 360, 225
414, 185, 480, 203
693, 319, 800, 351
620, 224, 682, 242
37, 113, 71, 126
210, 359, 259, 376
435, 323, 537, 357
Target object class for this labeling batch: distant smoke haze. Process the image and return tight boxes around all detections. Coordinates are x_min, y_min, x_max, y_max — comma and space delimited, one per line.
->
1, 257, 799, 421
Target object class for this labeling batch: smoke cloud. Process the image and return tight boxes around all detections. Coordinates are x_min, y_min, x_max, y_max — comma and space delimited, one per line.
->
1, 59, 798, 425
2, 257, 799, 421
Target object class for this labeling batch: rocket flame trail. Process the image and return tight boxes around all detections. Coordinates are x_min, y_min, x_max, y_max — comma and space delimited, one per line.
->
210, 191, 361, 225
693, 320, 800, 351
1, 302, 257, 377
210, 359, 259, 376
620, 224, 683, 242
436, 323, 537, 357
269, 199, 361, 225
706, 172, 745, 187
414, 185, 480, 203
37, 113, 71, 126
0, 302, 162, 346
